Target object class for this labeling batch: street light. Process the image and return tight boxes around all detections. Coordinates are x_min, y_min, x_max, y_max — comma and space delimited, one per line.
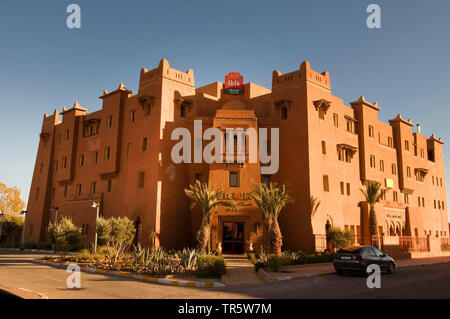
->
91, 201, 100, 252
50, 207, 59, 223
0, 211, 4, 244
19, 210, 27, 248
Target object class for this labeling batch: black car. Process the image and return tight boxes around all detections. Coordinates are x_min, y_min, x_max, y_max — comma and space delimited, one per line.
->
333, 246, 396, 275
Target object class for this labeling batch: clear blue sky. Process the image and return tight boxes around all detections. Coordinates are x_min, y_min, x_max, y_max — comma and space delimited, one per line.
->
1, 0, 450, 217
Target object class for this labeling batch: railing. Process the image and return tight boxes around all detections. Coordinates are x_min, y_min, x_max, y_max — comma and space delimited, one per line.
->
441, 237, 450, 251
314, 234, 327, 252
399, 236, 429, 252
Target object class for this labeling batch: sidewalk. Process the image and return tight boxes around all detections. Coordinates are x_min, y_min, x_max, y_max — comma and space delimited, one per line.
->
222, 255, 264, 286
259, 256, 450, 282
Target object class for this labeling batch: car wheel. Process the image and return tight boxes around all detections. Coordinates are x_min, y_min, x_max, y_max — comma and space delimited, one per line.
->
387, 263, 395, 274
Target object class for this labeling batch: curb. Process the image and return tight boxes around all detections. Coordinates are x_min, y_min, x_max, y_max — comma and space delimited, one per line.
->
258, 267, 333, 283
257, 260, 450, 283
1, 247, 75, 255
32, 259, 225, 288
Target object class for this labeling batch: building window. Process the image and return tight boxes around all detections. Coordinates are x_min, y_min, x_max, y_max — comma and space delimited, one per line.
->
333, 113, 338, 128
52, 187, 56, 198
393, 191, 398, 202
39, 163, 43, 173
281, 107, 288, 120
229, 172, 239, 187
405, 140, 409, 151
369, 155, 376, 169
420, 148, 425, 158
65, 129, 70, 141
346, 120, 353, 133
62, 157, 67, 169
80, 154, 84, 166
93, 151, 99, 164
142, 137, 147, 151
321, 141, 326, 155
56, 134, 61, 145
180, 104, 187, 118
105, 147, 111, 160
318, 108, 325, 120
261, 175, 271, 185
91, 182, 96, 194
422, 197, 425, 207
440, 178, 443, 187
340, 182, 345, 195
54, 160, 58, 171
380, 160, 385, 172
76, 184, 82, 195
64, 185, 68, 197
392, 163, 397, 175
323, 175, 329, 192
442, 201, 445, 210
404, 194, 409, 204
106, 115, 113, 128
346, 183, 351, 196
406, 166, 411, 178
35, 187, 40, 201
418, 196, 421, 207
388, 137, 393, 148
368, 125, 374, 138
434, 199, 437, 209
138, 172, 145, 188
338, 149, 352, 163
129, 110, 136, 123
107, 179, 112, 192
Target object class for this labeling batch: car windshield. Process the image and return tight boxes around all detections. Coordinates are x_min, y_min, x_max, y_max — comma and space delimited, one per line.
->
338, 247, 361, 254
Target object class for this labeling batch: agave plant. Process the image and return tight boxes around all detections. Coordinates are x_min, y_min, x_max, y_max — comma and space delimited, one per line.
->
178, 247, 198, 271
133, 244, 151, 270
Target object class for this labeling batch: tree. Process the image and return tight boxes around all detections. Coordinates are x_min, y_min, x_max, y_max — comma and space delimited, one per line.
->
47, 216, 81, 254
0, 183, 25, 215
326, 227, 354, 250
249, 182, 293, 256
185, 180, 236, 252
2, 214, 24, 245
96, 216, 136, 264
360, 180, 389, 237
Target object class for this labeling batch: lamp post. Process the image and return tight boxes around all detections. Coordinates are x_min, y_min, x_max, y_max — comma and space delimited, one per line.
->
0, 211, 4, 244
91, 201, 100, 252
50, 207, 59, 223
20, 210, 27, 248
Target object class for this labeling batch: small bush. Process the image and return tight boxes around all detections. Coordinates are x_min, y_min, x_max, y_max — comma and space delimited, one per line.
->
47, 217, 82, 254
302, 252, 334, 264
326, 227, 354, 250
254, 261, 267, 272
196, 255, 226, 278
281, 250, 304, 265
267, 255, 289, 272
247, 252, 256, 261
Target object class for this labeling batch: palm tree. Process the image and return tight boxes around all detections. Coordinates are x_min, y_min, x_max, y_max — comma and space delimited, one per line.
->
185, 180, 236, 252
360, 180, 389, 237
249, 182, 293, 256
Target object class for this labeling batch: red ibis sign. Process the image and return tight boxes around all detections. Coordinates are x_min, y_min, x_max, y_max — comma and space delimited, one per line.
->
224, 72, 244, 95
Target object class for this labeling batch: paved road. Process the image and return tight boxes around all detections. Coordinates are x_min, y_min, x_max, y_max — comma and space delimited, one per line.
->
0, 249, 449, 299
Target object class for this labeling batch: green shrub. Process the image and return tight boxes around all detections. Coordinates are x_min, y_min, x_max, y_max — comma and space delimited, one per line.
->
281, 250, 304, 265
37, 242, 52, 250
47, 217, 82, 254
96, 216, 136, 263
326, 227, 354, 250
254, 261, 267, 271
247, 252, 256, 261
302, 252, 334, 264
196, 255, 226, 278
267, 255, 289, 272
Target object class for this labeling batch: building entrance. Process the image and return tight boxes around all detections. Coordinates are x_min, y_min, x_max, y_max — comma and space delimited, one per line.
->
222, 221, 244, 254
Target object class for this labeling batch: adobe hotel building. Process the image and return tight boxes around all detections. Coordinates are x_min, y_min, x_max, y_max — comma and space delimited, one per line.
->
24, 59, 449, 254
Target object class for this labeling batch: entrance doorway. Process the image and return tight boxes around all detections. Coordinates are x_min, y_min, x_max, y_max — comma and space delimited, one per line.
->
222, 221, 245, 254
